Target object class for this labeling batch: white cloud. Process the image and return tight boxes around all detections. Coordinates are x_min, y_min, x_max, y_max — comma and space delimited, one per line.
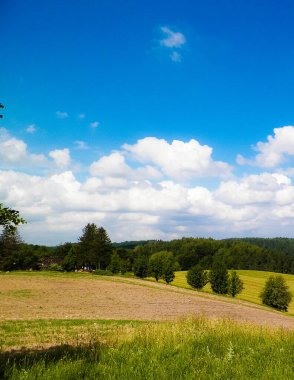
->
90, 121, 99, 128
237, 126, 294, 168
49, 148, 71, 168
160, 27, 186, 48
123, 137, 232, 180
78, 114, 86, 119
26, 124, 36, 133
3, 127, 294, 244
0, 128, 48, 168
56, 111, 69, 119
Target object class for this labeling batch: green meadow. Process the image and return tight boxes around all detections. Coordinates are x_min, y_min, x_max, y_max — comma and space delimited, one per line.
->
171, 270, 294, 315
1, 318, 293, 380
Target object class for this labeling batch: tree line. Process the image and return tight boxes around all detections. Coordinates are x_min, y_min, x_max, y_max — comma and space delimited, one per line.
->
1, 203, 294, 275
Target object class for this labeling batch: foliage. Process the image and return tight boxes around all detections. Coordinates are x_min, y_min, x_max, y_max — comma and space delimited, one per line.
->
228, 271, 244, 297
107, 252, 121, 274
260, 275, 293, 311
92, 269, 113, 276
0, 226, 23, 270
209, 261, 229, 294
77, 224, 112, 270
0, 203, 26, 232
148, 251, 178, 282
133, 255, 149, 278
186, 265, 208, 290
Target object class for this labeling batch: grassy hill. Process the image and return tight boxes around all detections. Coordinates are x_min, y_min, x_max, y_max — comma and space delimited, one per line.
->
172, 270, 294, 315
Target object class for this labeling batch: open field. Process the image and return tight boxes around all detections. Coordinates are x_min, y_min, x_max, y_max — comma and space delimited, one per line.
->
1, 271, 293, 379
172, 270, 294, 315
0, 271, 293, 328
1, 318, 293, 379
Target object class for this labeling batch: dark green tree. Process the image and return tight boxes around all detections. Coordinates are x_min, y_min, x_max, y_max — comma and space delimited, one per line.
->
77, 224, 112, 270
107, 252, 121, 274
228, 271, 244, 297
148, 251, 178, 282
0, 203, 26, 232
133, 255, 149, 278
186, 265, 208, 290
0, 226, 23, 270
260, 275, 292, 311
209, 261, 229, 294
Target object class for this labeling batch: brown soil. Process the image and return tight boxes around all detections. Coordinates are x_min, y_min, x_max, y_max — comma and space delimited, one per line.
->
0, 274, 293, 329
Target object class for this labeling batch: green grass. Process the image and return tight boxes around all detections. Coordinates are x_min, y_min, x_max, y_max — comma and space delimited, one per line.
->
172, 270, 294, 314
1, 318, 293, 379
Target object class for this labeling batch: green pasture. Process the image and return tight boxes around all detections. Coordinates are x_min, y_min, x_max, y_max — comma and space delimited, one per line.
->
172, 270, 294, 314
1, 318, 293, 380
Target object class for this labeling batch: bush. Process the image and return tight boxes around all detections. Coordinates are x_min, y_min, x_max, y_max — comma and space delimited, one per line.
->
186, 265, 208, 290
209, 261, 229, 294
133, 255, 149, 278
228, 271, 244, 297
260, 275, 292, 311
92, 269, 113, 276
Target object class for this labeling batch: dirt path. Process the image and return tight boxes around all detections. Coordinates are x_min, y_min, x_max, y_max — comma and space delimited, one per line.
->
0, 274, 293, 329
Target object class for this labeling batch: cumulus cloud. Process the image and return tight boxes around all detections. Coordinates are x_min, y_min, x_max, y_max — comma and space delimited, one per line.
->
0, 128, 47, 168
49, 148, 71, 168
56, 111, 69, 119
3, 127, 294, 244
78, 113, 86, 119
160, 27, 186, 48
237, 126, 294, 168
123, 137, 232, 180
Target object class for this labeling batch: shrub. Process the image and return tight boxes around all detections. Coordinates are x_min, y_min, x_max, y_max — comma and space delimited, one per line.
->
228, 271, 244, 297
186, 265, 208, 290
133, 255, 149, 278
209, 261, 229, 294
92, 269, 113, 276
260, 275, 292, 311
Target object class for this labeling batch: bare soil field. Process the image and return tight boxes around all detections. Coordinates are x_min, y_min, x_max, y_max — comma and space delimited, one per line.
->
0, 273, 293, 328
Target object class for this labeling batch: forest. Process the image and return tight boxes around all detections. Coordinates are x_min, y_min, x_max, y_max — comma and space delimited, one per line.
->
1, 221, 294, 274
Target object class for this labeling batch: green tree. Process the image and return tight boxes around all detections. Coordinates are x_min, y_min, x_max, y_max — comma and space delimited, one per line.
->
0, 226, 23, 270
0, 203, 26, 232
209, 261, 229, 294
228, 271, 244, 297
148, 251, 178, 282
108, 252, 121, 274
186, 265, 208, 290
133, 255, 149, 278
77, 224, 112, 270
260, 275, 292, 311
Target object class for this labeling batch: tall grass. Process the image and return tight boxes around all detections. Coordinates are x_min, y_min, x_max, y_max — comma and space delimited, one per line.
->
2, 318, 293, 379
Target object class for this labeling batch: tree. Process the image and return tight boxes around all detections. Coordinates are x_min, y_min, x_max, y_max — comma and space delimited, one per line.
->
148, 251, 178, 283
228, 271, 244, 297
0, 203, 26, 232
133, 255, 149, 278
77, 224, 112, 270
107, 252, 121, 274
260, 275, 293, 311
0, 226, 23, 270
209, 261, 229, 294
186, 265, 208, 290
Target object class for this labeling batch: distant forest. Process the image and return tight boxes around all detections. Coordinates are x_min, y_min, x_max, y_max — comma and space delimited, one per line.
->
1, 227, 294, 274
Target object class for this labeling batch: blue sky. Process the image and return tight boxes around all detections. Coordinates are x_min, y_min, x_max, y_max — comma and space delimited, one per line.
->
1, 0, 294, 244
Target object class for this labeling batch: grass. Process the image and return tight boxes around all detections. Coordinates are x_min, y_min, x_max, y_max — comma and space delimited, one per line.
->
1, 318, 293, 379
172, 270, 294, 315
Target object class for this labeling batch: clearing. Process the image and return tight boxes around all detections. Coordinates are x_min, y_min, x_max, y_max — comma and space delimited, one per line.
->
0, 272, 293, 329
